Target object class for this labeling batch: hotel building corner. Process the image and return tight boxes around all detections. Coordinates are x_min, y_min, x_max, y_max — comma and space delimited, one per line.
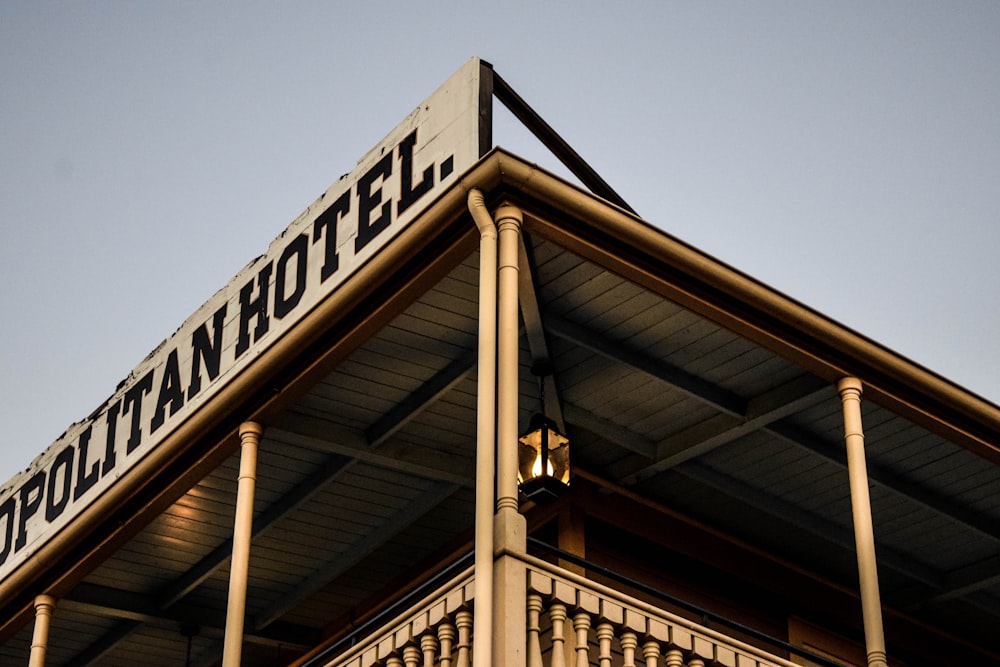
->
1, 58, 998, 667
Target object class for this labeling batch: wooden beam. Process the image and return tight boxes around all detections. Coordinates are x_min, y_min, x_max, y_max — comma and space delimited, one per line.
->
546, 313, 746, 416
251, 482, 458, 632
614, 376, 832, 482
62, 583, 316, 667
269, 420, 474, 488
519, 234, 565, 429
365, 351, 476, 447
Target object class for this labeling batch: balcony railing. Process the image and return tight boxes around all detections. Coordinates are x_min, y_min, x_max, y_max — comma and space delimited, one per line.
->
310, 552, 814, 667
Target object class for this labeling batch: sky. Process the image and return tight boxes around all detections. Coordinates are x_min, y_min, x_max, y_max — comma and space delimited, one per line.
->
1, 2, 998, 485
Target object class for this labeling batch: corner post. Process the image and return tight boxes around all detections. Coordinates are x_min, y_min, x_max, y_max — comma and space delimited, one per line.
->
494, 203, 527, 667
222, 421, 262, 667
838, 378, 887, 667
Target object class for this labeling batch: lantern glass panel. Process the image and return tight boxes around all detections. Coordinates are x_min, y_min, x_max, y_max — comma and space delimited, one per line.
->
517, 417, 570, 487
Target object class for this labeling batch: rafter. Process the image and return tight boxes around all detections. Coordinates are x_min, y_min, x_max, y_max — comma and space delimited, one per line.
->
187, 482, 459, 666
910, 554, 1000, 609
766, 420, 1000, 544
251, 481, 458, 632
159, 453, 354, 609
675, 462, 942, 587
269, 419, 474, 487
562, 404, 658, 459
365, 350, 476, 447
520, 234, 565, 429
70, 449, 354, 666
678, 462, 1000, 619
545, 313, 747, 417
613, 375, 832, 482
62, 583, 315, 662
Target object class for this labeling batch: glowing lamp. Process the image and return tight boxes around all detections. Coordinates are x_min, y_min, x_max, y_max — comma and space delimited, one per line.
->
517, 413, 570, 502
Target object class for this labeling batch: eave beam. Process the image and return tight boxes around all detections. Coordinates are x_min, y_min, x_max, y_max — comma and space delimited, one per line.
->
62, 584, 316, 655
170, 481, 458, 666
365, 351, 476, 447
519, 234, 565, 429
546, 313, 747, 417
251, 481, 458, 632
767, 420, 1000, 544
614, 375, 832, 482
676, 461, 942, 588
159, 452, 354, 609
72, 436, 355, 665
269, 420, 474, 488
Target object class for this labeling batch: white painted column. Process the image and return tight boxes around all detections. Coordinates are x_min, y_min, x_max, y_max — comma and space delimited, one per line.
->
493, 203, 527, 667
222, 421, 262, 667
495, 203, 523, 516
468, 189, 497, 667
28, 594, 55, 667
837, 378, 888, 667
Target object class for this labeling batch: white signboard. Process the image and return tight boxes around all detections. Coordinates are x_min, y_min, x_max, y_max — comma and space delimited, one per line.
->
0, 58, 487, 580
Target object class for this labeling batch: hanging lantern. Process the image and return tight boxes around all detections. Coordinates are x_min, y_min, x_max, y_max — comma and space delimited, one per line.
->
518, 412, 570, 502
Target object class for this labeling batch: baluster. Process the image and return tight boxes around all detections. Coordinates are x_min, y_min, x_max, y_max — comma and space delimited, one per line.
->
455, 610, 473, 667
620, 631, 637, 667
664, 648, 683, 667
687, 659, 704, 667
527, 594, 544, 667
403, 645, 421, 667
387, 656, 404, 667
596, 622, 614, 667
642, 640, 661, 667
421, 633, 438, 667
573, 612, 591, 667
438, 622, 456, 667
549, 603, 568, 667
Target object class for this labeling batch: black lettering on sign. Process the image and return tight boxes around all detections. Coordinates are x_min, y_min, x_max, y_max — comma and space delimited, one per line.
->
397, 129, 433, 216
151, 349, 184, 433
188, 304, 227, 401
274, 234, 308, 319
73, 424, 99, 501
355, 153, 393, 253
0, 497, 14, 564
123, 370, 154, 454
102, 400, 121, 477
15, 471, 45, 551
45, 444, 74, 522
313, 190, 349, 283
236, 262, 273, 358
440, 155, 454, 180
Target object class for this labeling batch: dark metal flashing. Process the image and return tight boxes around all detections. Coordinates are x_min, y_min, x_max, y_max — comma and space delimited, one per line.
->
486, 65, 637, 215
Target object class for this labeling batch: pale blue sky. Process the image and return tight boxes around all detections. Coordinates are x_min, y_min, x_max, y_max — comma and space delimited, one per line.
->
2, 2, 998, 483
